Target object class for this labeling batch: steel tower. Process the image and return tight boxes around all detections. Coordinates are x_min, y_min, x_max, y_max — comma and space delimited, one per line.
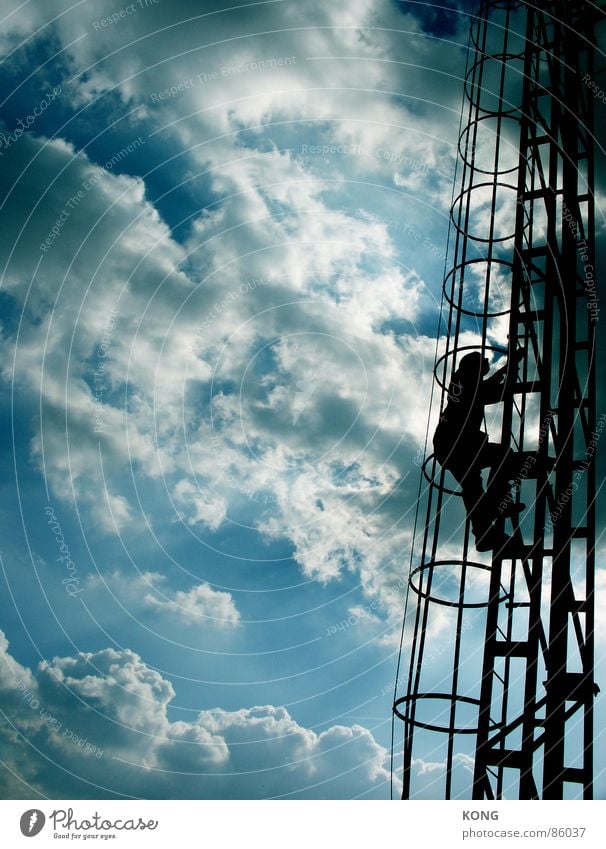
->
393, 0, 601, 800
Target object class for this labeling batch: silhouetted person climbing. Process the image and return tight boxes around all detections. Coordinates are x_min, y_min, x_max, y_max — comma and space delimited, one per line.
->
433, 349, 529, 552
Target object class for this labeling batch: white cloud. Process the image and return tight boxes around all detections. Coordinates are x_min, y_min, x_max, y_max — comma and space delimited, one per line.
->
0, 630, 390, 799
172, 478, 227, 531
144, 579, 240, 627
407, 752, 474, 799
0, 0, 475, 651
2, 0, 604, 803
85, 571, 240, 629
0, 107, 437, 627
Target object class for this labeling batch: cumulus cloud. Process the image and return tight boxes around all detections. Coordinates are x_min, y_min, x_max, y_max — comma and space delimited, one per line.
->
1, 0, 604, 804
0, 630, 390, 799
406, 752, 474, 800
0, 0, 489, 802
143, 577, 240, 627
0, 23, 445, 629
85, 570, 240, 628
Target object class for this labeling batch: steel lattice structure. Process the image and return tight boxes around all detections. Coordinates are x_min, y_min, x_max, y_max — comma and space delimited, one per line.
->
393, 0, 601, 800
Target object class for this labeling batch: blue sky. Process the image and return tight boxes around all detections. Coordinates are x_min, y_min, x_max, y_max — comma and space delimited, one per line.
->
0, 0, 604, 800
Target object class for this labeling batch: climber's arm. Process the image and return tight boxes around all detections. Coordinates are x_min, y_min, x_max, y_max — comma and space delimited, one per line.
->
481, 350, 524, 403
480, 368, 507, 403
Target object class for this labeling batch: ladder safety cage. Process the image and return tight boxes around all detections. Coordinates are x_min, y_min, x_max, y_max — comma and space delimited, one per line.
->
393, 0, 600, 801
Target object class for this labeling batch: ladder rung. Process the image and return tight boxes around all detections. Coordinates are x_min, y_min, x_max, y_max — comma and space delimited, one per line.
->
484, 749, 525, 769
515, 380, 543, 393
523, 188, 554, 201
520, 245, 548, 259
560, 767, 585, 784
491, 640, 530, 658
545, 672, 595, 701
518, 310, 545, 323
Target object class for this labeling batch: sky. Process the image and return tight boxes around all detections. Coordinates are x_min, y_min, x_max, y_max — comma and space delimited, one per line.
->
0, 0, 604, 801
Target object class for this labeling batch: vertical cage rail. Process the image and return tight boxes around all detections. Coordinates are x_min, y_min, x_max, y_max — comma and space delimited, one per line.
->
394, 0, 599, 800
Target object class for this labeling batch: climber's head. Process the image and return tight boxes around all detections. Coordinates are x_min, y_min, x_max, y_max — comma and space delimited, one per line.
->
456, 351, 490, 382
